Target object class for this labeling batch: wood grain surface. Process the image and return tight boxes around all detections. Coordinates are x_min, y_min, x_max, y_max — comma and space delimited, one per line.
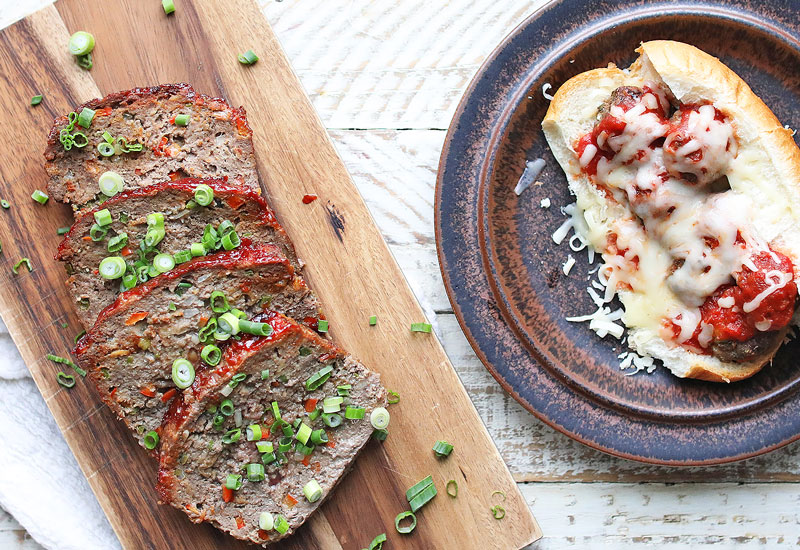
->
0, 1, 540, 549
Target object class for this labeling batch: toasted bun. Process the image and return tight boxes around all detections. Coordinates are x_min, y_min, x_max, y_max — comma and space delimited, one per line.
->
543, 41, 800, 382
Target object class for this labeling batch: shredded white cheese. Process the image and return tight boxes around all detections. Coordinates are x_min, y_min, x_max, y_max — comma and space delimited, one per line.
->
514, 158, 546, 196
563, 255, 576, 276
542, 83, 554, 101
540, 198, 551, 208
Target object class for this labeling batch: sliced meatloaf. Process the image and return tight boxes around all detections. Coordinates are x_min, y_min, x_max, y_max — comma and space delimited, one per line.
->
75, 246, 323, 450
57, 178, 300, 327
157, 311, 386, 546
45, 83, 259, 214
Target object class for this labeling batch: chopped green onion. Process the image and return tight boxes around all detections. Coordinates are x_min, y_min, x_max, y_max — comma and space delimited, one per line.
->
336, 384, 351, 397
221, 230, 240, 250
76, 52, 93, 70
207, 291, 229, 313
345, 406, 365, 420
387, 390, 400, 404
107, 232, 128, 253
271, 401, 281, 420
30, 95, 43, 106
296, 441, 316, 456
121, 271, 138, 290
174, 113, 190, 126
218, 312, 241, 335
277, 436, 293, 453
367, 533, 386, 550
298, 346, 312, 356
173, 250, 192, 264
102, 131, 114, 144
148, 264, 159, 278
222, 428, 241, 444
12, 258, 32, 274
76, 106, 95, 128
395, 511, 417, 534
99, 171, 124, 196
147, 212, 164, 227
89, 223, 107, 241
68, 31, 95, 56
198, 317, 217, 343
491, 505, 505, 519
260, 369, 270, 380
317, 319, 329, 333
74, 329, 86, 344
71, 132, 88, 147
143, 430, 159, 450
1, 199, 9, 209
370, 407, 390, 429
228, 373, 247, 389
99, 256, 125, 279
406, 475, 434, 501
369, 315, 377, 326
212, 413, 226, 430
411, 322, 432, 333
97, 142, 115, 157
372, 429, 388, 442
238, 49, 259, 65
246, 424, 263, 441
261, 451, 277, 465
171, 358, 195, 388
167, 302, 177, 312
190, 243, 206, 257
194, 184, 213, 206
201, 344, 221, 366
303, 479, 323, 502
162, 0, 175, 14
225, 473, 242, 490
433, 440, 454, 458
273, 515, 289, 535
153, 253, 176, 273
245, 463, 265, 482
305, 365, 333, 391
217, 219, 235, 236
56, 371, 76, 388
295, 422, 312, 445
57, 227, 70, 235
310, 429, 328, 445
446, 480, 458, 498
231, 308, 247, 320
321, 413, 342, 428
256, 440, 274, 454
238, 319, 273, 336
219, 398, 234, 416
94, 208, 112, 227
408, 482, 437, 512
258, 511, 274, 531
175, 281, 192, 295
31, 190, 48, 204
322, 396, 343, 414
46, 353, 85, 376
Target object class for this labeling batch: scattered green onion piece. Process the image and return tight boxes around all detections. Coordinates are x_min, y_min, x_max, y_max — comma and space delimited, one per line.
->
46, 353, 85, 376
121, 273, 137, 290
148, 264, 160, 278
433, 440, 454, 458
171, 358, 195, 388
56, 371, 75, 388
345, 406, 365, 420
295, 422, 312, 445
217, 219, 235, 236
387, 390, 400, 404
337, 384, 351, 397
369, 315, 377, 326
228, 374, 247, 389
218, 312, 241, 335
308, 408, 321, 421
322, 396, 343, 414
446, 479, 458, 498
367, 533, 386, 550
68, 31, 95, 56
175, 281, 192, 295
282, 424, 294, 438
411, 322, 432, 333
173, 250, 192, 264
57, 227, 70, 235
246, 462, 265, 482
194, 184, 213, 206
370, 407, 390, 430
303, 479, 323, 502
310, 429, 328, 445
76, 52, 93, 70
136, 265, 150, 283
246, 424, 263, 441
143, 430, 159, 450
221, 230, 240, 250
222, 428, 241, 444
31, 95, 43, 106
231, 308, 247, 320
102, 131, 114, 144
238, 49, 259, 65
201, 344, 221, 366
99, 256, 125, 279
208, 290, 230, 314
258, 511, 274, 531
153, 253, 175, 273
373, 429, 388, 442
321, 413, 342, 428
71, 132, 88, 148
97, 142, 115, 157
317, 319, 329, 332
256, 440, 274, 454
107, 232, 128, 253
219, 398, 234, 416
238, 319, 273, 336
174, 113, 190, 126
147, 212, 164, 227
296, 441, 315, 455
1, 199, 9, 209
99, 171, 124, 196
225, 473, 242, 490
261, 451, 277, 465
273, 515, 289, 535
406, 475, 434, 502
190, 243, 206, 257
278, 436, 293, 453
271, 401, 281, 420
74, 329, 86, 344
408, 482, 437, 512
145, 227, 165, 248
305, 365, 333, 391
298, 346, 312, 356
198, 317, 218, 343
94, 208, 112, 227
260, 369, 270, 380
12, 258, 32, 274
395, 511, 417, 534
212, 414, 226, 430
162, 0, 175, 15
31, 190, 48, 204
89, 223, 107, 241
167, 302, 176, 311
491, 505, 505, 519
76, 106, 95, 128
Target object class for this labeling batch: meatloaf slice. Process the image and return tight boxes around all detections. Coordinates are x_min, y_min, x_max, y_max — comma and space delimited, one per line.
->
57, 178, 301, 327
75, 246, 323, 450
157, 311, 386, 546
45, 83, 259, 214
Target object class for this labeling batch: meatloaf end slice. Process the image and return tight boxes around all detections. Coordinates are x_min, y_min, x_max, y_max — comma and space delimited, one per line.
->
57, 178, 301, 328
157, 311, 386, 546
45, 83, 259, 214
75, 245, 323, 450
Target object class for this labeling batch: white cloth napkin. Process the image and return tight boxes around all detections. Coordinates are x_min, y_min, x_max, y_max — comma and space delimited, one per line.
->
0, 318, 120, 550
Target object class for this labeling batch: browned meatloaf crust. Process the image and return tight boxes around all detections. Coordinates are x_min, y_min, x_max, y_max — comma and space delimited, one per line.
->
56, 178, 301, 328
44, 83, 259, 214
74, 246, 323, 450
157, 311, 386, 546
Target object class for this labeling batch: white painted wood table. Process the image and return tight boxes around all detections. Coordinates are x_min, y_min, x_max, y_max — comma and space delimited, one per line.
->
3, 0, 800, 548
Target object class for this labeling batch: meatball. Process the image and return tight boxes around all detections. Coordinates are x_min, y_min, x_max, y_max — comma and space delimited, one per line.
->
663, 104, 737, 186
711, 330, 784, 363
596, 86, 644, 121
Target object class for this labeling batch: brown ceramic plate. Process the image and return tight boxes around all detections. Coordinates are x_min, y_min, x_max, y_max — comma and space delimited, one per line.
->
436, 0, 800, 464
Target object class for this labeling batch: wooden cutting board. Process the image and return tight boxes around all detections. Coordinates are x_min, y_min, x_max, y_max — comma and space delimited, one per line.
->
0, 1, 540, 548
